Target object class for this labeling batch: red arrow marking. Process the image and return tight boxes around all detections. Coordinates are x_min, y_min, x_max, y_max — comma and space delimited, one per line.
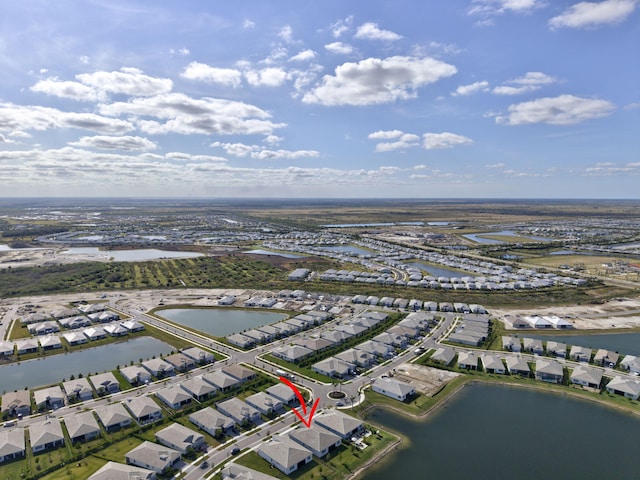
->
279, 376, 320, 428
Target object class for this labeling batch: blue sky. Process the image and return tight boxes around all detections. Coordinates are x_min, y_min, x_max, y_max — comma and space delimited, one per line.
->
0, 0, 638, 198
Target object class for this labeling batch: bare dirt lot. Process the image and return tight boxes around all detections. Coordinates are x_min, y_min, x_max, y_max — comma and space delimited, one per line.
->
493, 297, 640, 330
393, 363, 460, 396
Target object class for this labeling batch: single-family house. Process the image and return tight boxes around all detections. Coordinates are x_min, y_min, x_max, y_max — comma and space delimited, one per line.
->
312, 357, 354, 379
570, 365, 603, 389
355, 340, 394, 359
481, 354, 506, 374
245, 392, 283, 415
546, 341, 567, 358
620, 355, 640, 375
372, 377, 416, 401
94, 403, 132, 432
104, 323, 128, 337
314, 410, 363, 440
535, 359, 564, 383
334, 348, 376, 368
1, 390, 31, 418
502, 336, 522, 353
522, 338, 544, 355
64, 411, 100, 443
226, 333, 255, 349
606, 376, 640, 400
221, 464, 278, 480
62, 378, 94, 402
222, 365, 256, 383
0, 429, 25, 463
430, 346, 456, 366
216, 398, 260, 426
83, 326, 107, 341
189, 407, 235, 436
125, 396, 163, 425
155, 385, 192, 410
155, 422, 204, 454
125, 441, 181, 474
201, 371, 240, 393
288, 425, 342, 459
15, 338, 39, 354
266, 383, 297, 405
88, 461, 156, 480
257, 434, 313, 475
120, 320, 144, 332
62, 331, 87, 346
569, 345, 592, 363
0, 340, 14, 356
593, 349, 619, 367
164, 353, 195, 372
294, 337, 334, 352
181, 346, 214, 365
457, 351, 479, 370
372, 332, 407, 348
505, 356, 531, 376
29, 420, 64, 453
119, 365, 152, 385
33, 386, 65, 410
142, 358, 175, 378
180, 376, 216, 401
272, 345, 314, 363
38, 335, 62, 350
90, 372, 120, 395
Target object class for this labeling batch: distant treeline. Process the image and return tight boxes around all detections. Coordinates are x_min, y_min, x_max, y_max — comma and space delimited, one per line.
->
2, 225, 69, 238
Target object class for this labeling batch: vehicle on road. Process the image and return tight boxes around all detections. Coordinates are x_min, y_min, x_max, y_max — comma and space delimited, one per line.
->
231, 447, 240, 455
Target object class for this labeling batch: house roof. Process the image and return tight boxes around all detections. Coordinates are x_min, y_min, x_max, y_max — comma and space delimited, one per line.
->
126, 440, 181, 471
536, 359, 563, 376
1, 390, 31, 412
125, 396, 162, 419
181, 346, 214, 362
505, 356, 530, 373
180, 376, 216, 397
0, 429, 25, 457
607, 376, 640, 397
88, 461, 155, 480
481, 355, 505, 371
94, 402, 132, 427
570, 365, 603, 385
312, 357, 353, 376
266, 383, 296, 403
245, 392, 281, 412
189, 406, 235, 430
202, 371, 240, 390
258, 434, 312, 469
64, 411, 100, 439
62, 378, 93, 397
314, 410, 363, 437
155, 422, 203, 451
373, 377, 416, 397
156, 385, 192, 405
222, 364, 255, 382
29, 419, 64, 448
289, 424, 341, 454
221, 463, 279, 480
33, 386, 64, 406
89, 372, 119, 390
217, 397, 259, 421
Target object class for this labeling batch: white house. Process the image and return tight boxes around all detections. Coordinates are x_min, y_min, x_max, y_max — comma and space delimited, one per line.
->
372, 377, 416, 401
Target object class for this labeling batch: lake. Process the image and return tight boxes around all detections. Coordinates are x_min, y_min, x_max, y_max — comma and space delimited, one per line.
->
405, 261, 473, 279
0, 336, 174, 392
61, 247, 203, 261
364, 383, 640, 480
528, 332, 640, 356
157, 308, 289, 337
463, 230, 550, 244
321, 245, 373, 256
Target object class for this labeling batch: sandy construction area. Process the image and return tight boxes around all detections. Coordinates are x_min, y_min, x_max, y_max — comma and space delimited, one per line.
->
492, 297, 640, 330
393, 363, 460, 396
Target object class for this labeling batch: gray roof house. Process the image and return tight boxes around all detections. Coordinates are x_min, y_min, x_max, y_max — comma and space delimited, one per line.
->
29, 419, 64, 453
272, 344, 314, 363
546, 340, 567, 358
189, 407, 235, 436
119, 365, 152, 385
372, 377, 416, 401
535, 359, 564, 383
15, 338, 39, 354
181, 346, 215, 365
288, 424, 342, 459
334, 348, 376, 368
312, 357, 354, 379
226, 333, 256, 349
155, 385, 192, 410
501, 336, 522, 353
202, 371, 240, 392
257, 434, 313, 475
569, 345, 592, 363
164, 353, 196, 372
0, 429, 25, 463
90, 372, 120, 395
505, 356, 531, 376
570, 365, 603, 389
606, 376, 640, 400
1, 390, 31, 417
314, 410, 363, 440
180, 376, 217, 401
620, 355, 640, 375
481, 354, 506, 374
33, 385, 65, 410
155, 422, 204, 454
216, 398, 261, 425
62, 331, 87, 346
83, 326, 106, 341
522, 337, 544, 355
142, 358, 175, 377
222, 365, 257, 383
125, 441, 181, 474
94, 402, 132, 432
266, 383, 297, 405
62, 377, 94, 402
593, 349, 619, 367
124, 396, 163, 425
430, 346, 456, 366
64, 410, 100, 443
88, 461, 156, 480
245, 392, 283, 415
355, 340, 394, 359
457, 351, 479, 370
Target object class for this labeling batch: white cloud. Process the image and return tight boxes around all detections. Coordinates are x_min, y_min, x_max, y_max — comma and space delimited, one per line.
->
244, 67, 288, 87
264, 135, 283, 145
492, 71, 556, 95
79, 56, 90, 65
485, 162, 506, 168
288, 49, 317, 62
549, 0, 637, 29
302, 56, 457, 106
496, 94, 615, 125
368, 130, 405, 140
99, 93, 285, 136
330, 16, 353, 38
492, 85, 539, 95
181, 61, 242, 88
325, 42, 354, 55
375, 133, 420, 152
0, 103, 134, 135
452, 80, 489, 96
69, 135, 157, 151
243, 19, 256, 29
423, 132, 473, 149
278, 25, 294, 43
354, 22, 402, 41
76, 68, 172, 97
211, 141, 319, 160
170, 47, 190, 56
469, 0, 544, 16
31, 78, 103, 102
0, 133, 15, 144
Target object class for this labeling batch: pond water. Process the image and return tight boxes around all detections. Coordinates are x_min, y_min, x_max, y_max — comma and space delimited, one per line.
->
157, 308, 289, 337
242, 249, 304, 259
61, 247, 203, 262
405, 261, 473, 279
463, 230, 550, 244
527, 332, 640, 356
321, 245, 373, 256
364, 383, 640, 480
0, 336, 174, 392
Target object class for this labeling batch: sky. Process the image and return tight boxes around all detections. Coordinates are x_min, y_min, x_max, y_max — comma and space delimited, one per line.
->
0, 0, 638, 199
